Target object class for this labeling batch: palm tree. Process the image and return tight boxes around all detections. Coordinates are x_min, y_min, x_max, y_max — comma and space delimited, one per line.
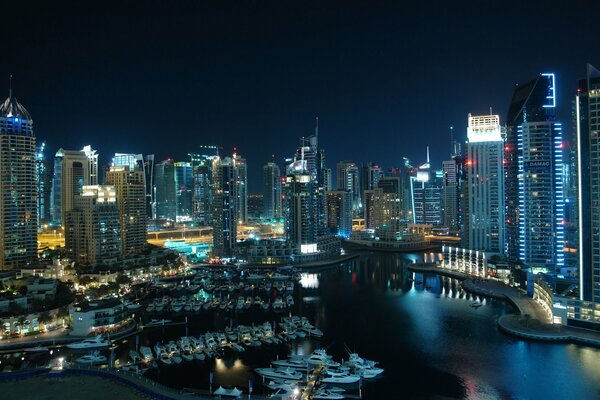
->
17, 316, 27, 335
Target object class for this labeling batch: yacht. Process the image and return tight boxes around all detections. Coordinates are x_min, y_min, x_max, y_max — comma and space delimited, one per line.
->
75, 351, 108, 365
66, 335, 111, 349
314, 390, 345, 399
139, 346, 154, 362
471, 301, 483, 308
321, 371, 360, 384
255, 367, 303, 381
272, 298, 285, 312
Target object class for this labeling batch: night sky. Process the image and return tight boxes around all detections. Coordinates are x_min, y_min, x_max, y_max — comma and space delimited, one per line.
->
2, 2, 599, 191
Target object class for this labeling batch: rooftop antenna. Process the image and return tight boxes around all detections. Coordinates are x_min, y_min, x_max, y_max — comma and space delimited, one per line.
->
426, 146, 430, 163
9, 74, 12, 97
490, 106, 493, 115
450, 126, 454, 157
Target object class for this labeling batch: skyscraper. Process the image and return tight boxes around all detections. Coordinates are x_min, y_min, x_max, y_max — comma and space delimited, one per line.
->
154, 159, 177, 221
284, 169, 315, 246
462, 114, 505, 253
233, 152, 248, 224
111, 153, 153, 219
336, 161, 360, 214
262, 162, 282, 220
105, 166, 147, 254
411, 150, 443, 226
51, 148, 91, 227
190, 150, 216, 226
325, 190, 352, 238
0, 90, 37, 270
360, 162, 383, 199
212, 157, 237, 257
576, 64, 600, 304
174, 161, 193, 220
65, 185, 121, 264
35, 141, 52, 226
82, 145, 99, 185
506, 73, 564, 268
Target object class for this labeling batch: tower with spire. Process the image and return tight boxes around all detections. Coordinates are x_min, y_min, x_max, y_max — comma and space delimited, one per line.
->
0, 81, 38, 270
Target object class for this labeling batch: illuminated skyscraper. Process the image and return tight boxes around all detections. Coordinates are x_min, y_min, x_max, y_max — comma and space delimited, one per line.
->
65, 185, 121, 264
212, 157, 237, 256
262, 162, 282, 220
51, 148, 91, 226
576, 64, 600, 304
506, 73, 564, 268
360, 162, 383, 200
154, 159, 177, 220
0, 90, 37, 269
82, 145, 99, 185
105, 166, 147, 254
336, 161, 360, 214
35, 141, 52, 226
325, 190, 352, 238
233, 152, 248, 223
190, 149, 216, 226
462, 114, 505, 253
174, 161, 193, 220
411, 149, 443, 226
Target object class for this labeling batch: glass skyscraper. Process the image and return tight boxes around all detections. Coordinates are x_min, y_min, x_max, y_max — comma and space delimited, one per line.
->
506, 73, 564, 269
0, 91, 37, 269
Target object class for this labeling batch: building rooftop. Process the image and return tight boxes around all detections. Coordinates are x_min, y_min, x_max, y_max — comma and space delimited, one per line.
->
72, 297, 123, 312
0, 94, 31, 120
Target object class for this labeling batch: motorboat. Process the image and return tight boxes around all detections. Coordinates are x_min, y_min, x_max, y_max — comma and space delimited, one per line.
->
129, 350, 141, 363
145, 319, 172, 327
67, 335, 111, 349
313, 390, 345, 399
139, 346, 154, 362
321, 372, 360, 384
254, 367, 303, 381
286, 295, 294, 307
472, 301, 483, 308
272, 298, 285, 312
75, 351, 108, 365
24, 346, 49, 353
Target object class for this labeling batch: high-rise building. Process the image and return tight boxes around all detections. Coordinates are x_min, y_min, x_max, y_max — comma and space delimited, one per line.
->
233, 152, 248, 223
65, 185, 121, 264
82, 145, 99, 185
35, 141, 52, 226
174, 161, 193, 220
325, 190, 352, 238
111, 153, 153, 218
411, 150, 443, 226
0, 90, 37, 270
360, 162, 383, 199
212, 157, 237, 257
506, 73, 564, 268
576, 64, 600, 304
154, 159, 177, 220
462, 114, 505, 253
322, 167, 332, 191
262, 162, 282, 220
336, 161, 360, 214
190, 151, 216, 226
284, 170, 315, 245
105, 166, 147, 254
442, 156, 466, 232
51, 148, 91, 226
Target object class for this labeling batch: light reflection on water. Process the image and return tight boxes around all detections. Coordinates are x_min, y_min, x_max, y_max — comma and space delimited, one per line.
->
93, 251, 600, 399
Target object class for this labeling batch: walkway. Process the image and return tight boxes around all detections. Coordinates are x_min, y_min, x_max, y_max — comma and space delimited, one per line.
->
408, 264, 600, 347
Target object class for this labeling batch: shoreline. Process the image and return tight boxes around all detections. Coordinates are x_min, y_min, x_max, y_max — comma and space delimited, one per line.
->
408, 264, 600, 348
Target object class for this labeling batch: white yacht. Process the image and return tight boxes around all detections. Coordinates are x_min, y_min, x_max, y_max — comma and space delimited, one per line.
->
75, 351, 108, 365
254, 367, 303, 381
66, 335, 111, 349
139, 346, 154, 362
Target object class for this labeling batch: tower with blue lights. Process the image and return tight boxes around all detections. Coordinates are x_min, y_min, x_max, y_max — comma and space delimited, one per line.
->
506, 72, 564, 270
0, 88, 37, 269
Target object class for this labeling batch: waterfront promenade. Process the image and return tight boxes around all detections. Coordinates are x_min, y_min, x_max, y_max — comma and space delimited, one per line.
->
408, 264, 600, 347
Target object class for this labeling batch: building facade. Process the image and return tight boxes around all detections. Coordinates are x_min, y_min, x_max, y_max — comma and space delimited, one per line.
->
212, 157, 237, 257
0, 92, 37, 270
51, 148, 91, 226
154, 159, 177, 221
262, 162, 282, 220
65, 185, 122, 264
325, 190, 352, 238
462, 114, 505, 253
105, 166, 147, 255
174, 161, 193, 220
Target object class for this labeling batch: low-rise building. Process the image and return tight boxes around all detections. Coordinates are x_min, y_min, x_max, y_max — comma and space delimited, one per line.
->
70, 297, 132, 336
26, 277, 58, 301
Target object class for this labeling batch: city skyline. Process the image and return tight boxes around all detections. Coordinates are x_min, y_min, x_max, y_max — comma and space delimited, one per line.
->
2, 2, 600, 190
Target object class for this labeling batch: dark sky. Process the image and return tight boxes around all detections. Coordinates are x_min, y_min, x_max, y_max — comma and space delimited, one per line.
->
2, 1, 599, 192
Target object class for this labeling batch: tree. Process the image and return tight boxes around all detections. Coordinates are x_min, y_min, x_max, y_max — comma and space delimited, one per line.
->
38, 311, 53, 325
17, 316, 27, 334
116, 273, 131, 286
